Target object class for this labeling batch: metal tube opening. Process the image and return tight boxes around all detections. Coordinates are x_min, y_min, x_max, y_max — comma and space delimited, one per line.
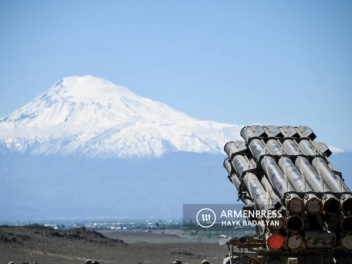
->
324, 198, 341, 214
342, 198, 352, 214
287, 216, 304, 232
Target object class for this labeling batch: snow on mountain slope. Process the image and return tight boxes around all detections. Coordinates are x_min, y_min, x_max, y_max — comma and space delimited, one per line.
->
0, 76, 242, 157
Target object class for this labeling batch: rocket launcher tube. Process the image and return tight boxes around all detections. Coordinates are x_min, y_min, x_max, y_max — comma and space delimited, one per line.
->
233, 153, 282, 208
231, 155, 253, 177
295, 157, 329, 192
287, 234, 304, 251
230, 155, 272, 210
298, 139, 319, 156
286, 215, 305, 233
312, 157, 351, 193
279, 157, 311, 192
242, 173, 271, 211
242, 172, 271, 211
295, 156, 341, 214
260, 175, 283, 209
312, 157, 352, 213
313, 142, 332, 157
296, 126, 316, 140
266, 232, 285, 250
266, 139, 285, 156
282, 139, 302, 155
240, 125, 267, 143
223, 159, 252, 204
280, 126, 300, 138
341, 235, 352, 250
224, 141, 246, 158
278, 157, 322, 214
263, 125, 284, 138
340, 193, 352, 214
261, 156, 303, 214
248, 139, 270, 161
223, 158, 234, 176
261, 156, 296, 197
341, 214, 352, 232
228, 174, 252, 205
229, 174, 241, 190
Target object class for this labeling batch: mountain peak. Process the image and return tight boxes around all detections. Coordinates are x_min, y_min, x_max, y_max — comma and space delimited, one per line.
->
1, 75, 193, 128
50, 75, 132, 103
0, 76, 242, 157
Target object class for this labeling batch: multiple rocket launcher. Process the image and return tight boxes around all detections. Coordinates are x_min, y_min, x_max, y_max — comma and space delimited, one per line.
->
223, 125, 352, 252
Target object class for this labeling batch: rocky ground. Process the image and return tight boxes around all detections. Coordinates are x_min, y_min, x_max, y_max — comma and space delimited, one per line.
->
0, 225, 227, 264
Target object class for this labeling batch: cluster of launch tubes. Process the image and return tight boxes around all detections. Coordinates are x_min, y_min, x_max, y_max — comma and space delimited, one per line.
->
223, 125, 352, 252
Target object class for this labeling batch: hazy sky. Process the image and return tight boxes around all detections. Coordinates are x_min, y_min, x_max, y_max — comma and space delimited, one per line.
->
1, 0, 351, 149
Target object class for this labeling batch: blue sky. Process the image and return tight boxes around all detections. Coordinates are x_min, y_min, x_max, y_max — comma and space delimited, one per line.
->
1, 0, 352, 149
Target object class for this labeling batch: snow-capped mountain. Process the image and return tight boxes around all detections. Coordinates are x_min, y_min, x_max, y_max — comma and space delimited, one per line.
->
0, 76, 349, 221
0, 75, 242, 157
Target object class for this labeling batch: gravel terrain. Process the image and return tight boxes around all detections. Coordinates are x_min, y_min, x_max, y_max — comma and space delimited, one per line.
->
0, 225, 227, 264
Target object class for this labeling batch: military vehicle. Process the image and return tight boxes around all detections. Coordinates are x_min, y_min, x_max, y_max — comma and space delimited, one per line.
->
222, 125, 352, 264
